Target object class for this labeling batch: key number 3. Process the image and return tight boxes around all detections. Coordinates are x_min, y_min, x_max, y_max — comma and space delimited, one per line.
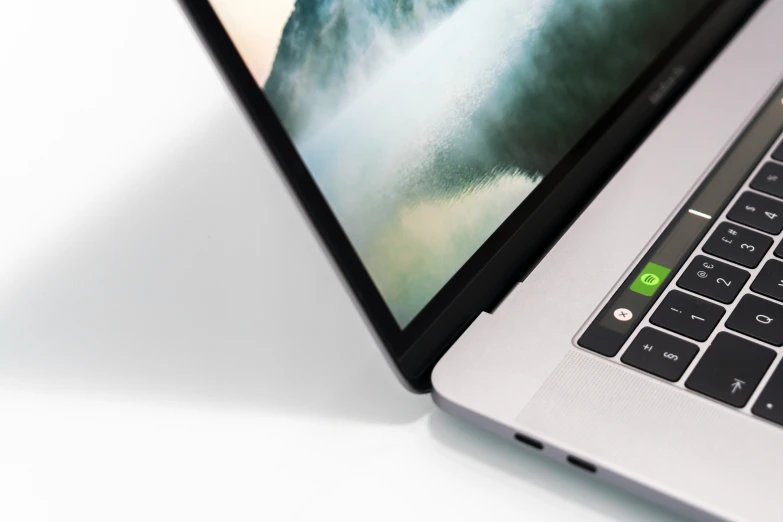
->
741, 243, 755, 252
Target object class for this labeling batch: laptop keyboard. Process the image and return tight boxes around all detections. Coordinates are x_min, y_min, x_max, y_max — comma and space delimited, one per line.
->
579, 84, 783, 428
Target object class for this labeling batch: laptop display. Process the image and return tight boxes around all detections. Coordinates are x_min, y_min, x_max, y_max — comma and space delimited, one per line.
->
208, 0, 709, 327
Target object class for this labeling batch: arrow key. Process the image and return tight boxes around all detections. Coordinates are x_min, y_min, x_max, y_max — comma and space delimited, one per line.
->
686, 332, 775, 407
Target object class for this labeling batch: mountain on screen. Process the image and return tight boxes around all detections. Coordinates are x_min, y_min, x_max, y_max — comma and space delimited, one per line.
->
260, 0, 707, 326
265, 0, 703, 178
265, 0, 465, 138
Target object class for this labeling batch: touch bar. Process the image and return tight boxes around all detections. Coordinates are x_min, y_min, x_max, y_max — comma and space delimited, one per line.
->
579, 80, 783, 357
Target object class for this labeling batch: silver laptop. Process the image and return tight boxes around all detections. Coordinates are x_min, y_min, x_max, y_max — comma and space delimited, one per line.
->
180, 1, 783, 519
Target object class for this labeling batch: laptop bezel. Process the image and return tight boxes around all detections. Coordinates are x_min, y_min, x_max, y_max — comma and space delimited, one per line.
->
179, 0, 762, 391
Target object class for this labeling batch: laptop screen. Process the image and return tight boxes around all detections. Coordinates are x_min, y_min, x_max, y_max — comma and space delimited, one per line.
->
208, 0, 711, 328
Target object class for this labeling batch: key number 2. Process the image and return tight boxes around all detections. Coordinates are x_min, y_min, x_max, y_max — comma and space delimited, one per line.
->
716, 278, 731, 287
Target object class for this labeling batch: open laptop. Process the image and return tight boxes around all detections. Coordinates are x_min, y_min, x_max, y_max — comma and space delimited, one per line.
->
180, 1, 783, 520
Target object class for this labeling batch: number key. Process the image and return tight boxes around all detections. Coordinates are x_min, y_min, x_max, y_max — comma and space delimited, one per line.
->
750, 163, 783, 199
677, 255, 749, 303
702, 222, 771, 268
727, 191, 783, 234
650, 290, 725, 341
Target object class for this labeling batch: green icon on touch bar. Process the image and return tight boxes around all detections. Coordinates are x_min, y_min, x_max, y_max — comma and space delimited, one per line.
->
629, 262, 671, 297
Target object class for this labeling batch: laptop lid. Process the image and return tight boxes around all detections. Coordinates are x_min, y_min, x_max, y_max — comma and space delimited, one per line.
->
180, 0, 761, 391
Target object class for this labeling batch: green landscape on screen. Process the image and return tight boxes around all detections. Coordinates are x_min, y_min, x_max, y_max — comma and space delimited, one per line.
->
212, 0, 707, 326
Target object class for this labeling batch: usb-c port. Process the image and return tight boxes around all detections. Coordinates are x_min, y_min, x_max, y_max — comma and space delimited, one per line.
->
567, 455, 597, 474
513, 433, 544, 450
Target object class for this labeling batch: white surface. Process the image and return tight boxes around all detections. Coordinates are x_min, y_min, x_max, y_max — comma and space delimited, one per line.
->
0, 2, 687, 521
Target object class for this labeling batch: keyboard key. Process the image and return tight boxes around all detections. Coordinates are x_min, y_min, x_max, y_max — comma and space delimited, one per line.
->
727, 192, 783, 235
751, 163, 783, 199
702, 223, 771, 268
650, 290, 724, 341
726, 294, 783, 346
773, 141, 783, 162
752, 362, 783, 426
621, 327, 698, 382
686, 332, 775, 407
751, 260, 783, 303
774, 240, 783, 259
677, 255, 749, 303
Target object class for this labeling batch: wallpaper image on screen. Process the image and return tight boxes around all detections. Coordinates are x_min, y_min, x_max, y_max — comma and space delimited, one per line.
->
210, 0, 707, 327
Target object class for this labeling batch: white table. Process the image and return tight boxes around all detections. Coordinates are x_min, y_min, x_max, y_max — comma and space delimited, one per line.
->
0, 2, 685, 520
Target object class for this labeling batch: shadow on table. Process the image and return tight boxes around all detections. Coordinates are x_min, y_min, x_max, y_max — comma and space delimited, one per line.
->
428, 410, 687, 522
0, 103, 431, 425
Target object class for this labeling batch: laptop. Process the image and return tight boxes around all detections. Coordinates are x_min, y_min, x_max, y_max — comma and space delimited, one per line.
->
180, 1, 783, 520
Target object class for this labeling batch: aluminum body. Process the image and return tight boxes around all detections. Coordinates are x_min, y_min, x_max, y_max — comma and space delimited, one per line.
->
434, 1, 783, 520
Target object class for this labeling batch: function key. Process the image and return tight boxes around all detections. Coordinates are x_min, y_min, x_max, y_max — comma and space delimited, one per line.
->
578, 324, 627, 357
750, 260, 783, 303
621, 327, 698, 382
677, 255, 749, 303
773, 141, 783, 162
702, 222, 771, 268
752, 362, 783, 427
727, 192, 783, 235
685, 332, 775, 408
650, 290, 724, 341
725, 294, 783, 346
750, 163, 783, 199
